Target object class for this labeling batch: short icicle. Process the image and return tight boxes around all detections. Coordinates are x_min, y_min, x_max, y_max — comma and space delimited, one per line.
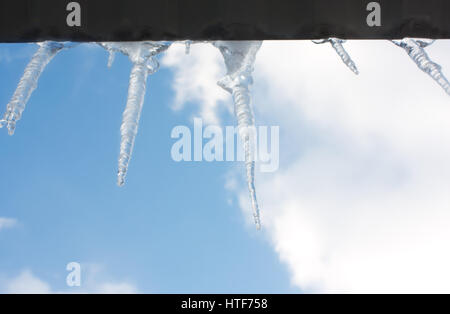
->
392, 38, 450, 95
313, 38, 359, 75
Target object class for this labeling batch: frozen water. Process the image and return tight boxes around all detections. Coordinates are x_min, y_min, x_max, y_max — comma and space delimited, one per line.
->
184, 40, 191, 55
213, 41, 262, 229
100, 42, 171, 186
392, 38, 450, 95
0, 41, 74, 135
2, 38, 448, 229
313, 38, 359, 74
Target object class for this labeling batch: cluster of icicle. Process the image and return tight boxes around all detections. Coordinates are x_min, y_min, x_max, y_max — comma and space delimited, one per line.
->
1, 39, 449, 229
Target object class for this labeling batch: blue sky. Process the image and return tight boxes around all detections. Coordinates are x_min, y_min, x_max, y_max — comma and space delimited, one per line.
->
0, 43, 296, 293
1, 40, 450, 293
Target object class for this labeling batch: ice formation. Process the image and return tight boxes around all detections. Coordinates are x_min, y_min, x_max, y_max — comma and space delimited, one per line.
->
392, 38, 450, 95
0, 41, 74, 135
213, 41, 262, 229
99, 42, 171, 186
184, 40, 191, 55
1, 38, 449, 229
313, 38, 359, 74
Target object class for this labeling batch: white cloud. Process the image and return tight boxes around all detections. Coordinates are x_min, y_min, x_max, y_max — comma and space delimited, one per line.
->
2, 267, 138, 294
165, 40, 450, 293
5, 270, 51, 294
94, 282, 137, 294
77, 263, 138, 294
161, 42, 232, 125
0, 217, 17, 230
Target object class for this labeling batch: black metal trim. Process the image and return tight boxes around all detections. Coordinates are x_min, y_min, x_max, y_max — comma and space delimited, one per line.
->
0, 0, 448, 42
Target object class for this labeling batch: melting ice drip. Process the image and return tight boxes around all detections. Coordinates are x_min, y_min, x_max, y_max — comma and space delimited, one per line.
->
1, 39, 449, 229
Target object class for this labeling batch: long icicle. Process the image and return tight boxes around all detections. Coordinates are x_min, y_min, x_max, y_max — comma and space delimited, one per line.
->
392, 38, 450, 95
117, 60, 148, 186
0, 41, 65, 135
214, 41, 262, 229
100, 42, 170, 186
313, 38, 359, 75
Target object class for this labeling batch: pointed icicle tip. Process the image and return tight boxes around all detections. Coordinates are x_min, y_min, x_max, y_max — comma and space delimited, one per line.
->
107, 51, 115, 68
7, 122, 16, 136
117, 170, 125, 187
1, 114, 17, 135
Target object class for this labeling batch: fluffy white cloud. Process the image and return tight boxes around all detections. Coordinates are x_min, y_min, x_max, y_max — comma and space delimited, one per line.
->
251, 40, 450, 293
161, 42, 232, 125
5, 270, 51, 294
2, 267, 138, 294
0, 217, 17, 230
165, 40, 450, 293
94, 282, 137, 294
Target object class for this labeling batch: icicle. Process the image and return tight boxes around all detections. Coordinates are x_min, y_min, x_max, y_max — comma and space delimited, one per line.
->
0, 41, 65, 135
117, 61, 148, 186
392, 38, 450, 95
107, 50, 115, 68
313, 38, 359, 75
100, 43, 117, 68
185, 40, 191, 55
213, 41, 262, 230
99, 42, 170, 186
